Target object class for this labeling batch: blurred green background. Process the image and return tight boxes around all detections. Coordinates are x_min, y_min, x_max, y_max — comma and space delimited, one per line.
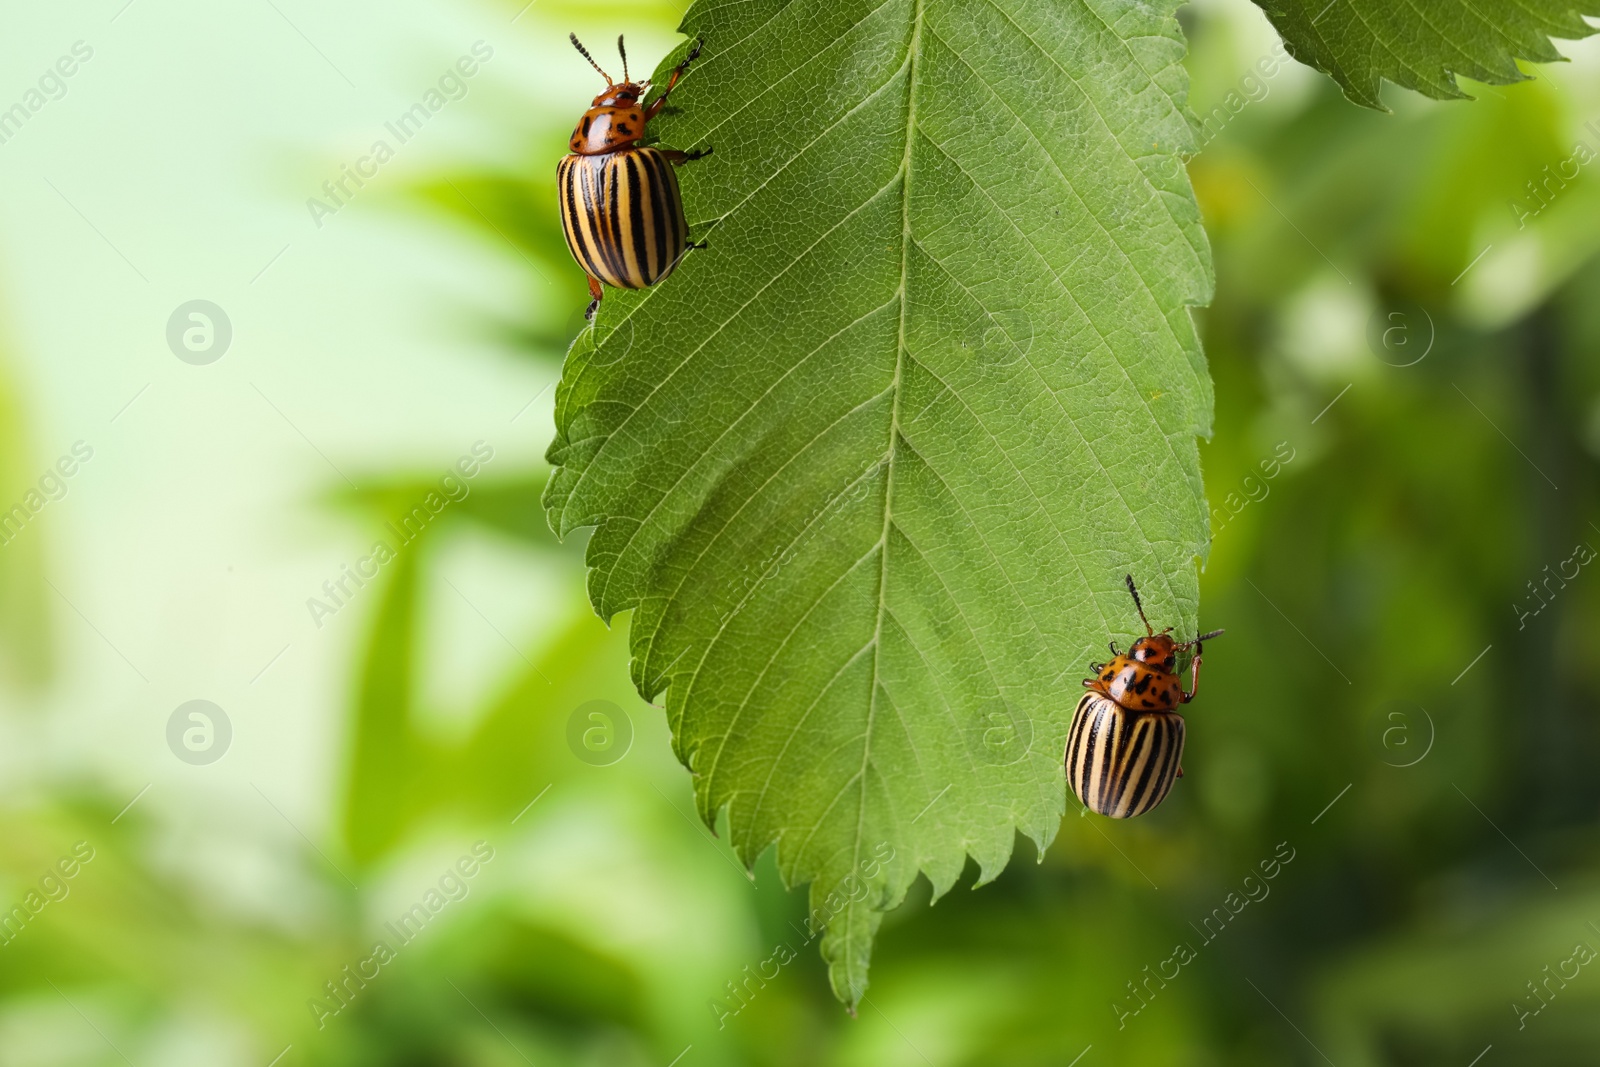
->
1, 0, 1599, 1063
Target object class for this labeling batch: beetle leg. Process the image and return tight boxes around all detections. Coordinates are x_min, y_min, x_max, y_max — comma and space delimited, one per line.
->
659, 146, 713, 166
644, 36, 704, 121
1180, 640, 1205, 703
583, 275, 604, 321
1177, 765, 1185, 778
1108, 640, 1118, 657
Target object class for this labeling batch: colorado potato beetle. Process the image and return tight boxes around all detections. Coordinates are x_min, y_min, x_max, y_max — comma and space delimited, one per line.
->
1065, 575, 1224, 819
558, 33, 710, 320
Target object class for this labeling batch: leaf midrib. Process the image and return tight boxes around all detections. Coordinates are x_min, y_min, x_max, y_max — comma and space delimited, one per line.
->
680, 0, 927, 828
839, 0, 926, 989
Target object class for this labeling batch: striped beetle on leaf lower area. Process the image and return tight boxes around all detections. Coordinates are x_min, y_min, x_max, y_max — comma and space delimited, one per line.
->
1065, 575, 1223, 819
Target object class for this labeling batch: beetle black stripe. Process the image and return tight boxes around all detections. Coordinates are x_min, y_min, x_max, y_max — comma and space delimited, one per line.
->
640, 149, 684, 283
563, 157, 590, 269
605, 155, 629, 283
1068, 694, 1107, 809
1073, 698, 1095, 796
1066, 694, 1184, 818
1125, 716, 1174, 817
1093, 704, 1116, 812
624, 153, 650, 282
1132, 715, 1181, 817
595, 160, 629, 284
638, 149, 664, 279
660, 152, 687, 273
668, 159, 687, 259
582, 158, 618, 282
568, 158, 605, 279
1113, 715, 1146, 816
1122, 717, 1168, 817
1123, 717, 1165, 814
1066, 693, 1093, 788
588, 161, 619, 279
1089, 700, 1117, 812
581, 168, 614, 281
651, 149, 687, 279
645, 150, 670, 278
560, 157, 609, 283
624, 153, 650, 284
558, 147, 691, 294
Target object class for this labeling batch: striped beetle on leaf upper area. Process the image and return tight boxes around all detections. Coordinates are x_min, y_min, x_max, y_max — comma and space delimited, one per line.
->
1066, 575, 1224, 819
558, 33, 712, 320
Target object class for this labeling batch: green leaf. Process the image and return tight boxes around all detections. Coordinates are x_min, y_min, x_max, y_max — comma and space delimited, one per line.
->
546, 0, 1214, 1003
1251, 0, 1600, 109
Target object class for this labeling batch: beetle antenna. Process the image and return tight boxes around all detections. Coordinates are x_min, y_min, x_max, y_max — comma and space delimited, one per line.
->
1177, 628, 1226, 649
1124, 574, 1153, 636
570, 33, 612, 83
618, 35, 630, 82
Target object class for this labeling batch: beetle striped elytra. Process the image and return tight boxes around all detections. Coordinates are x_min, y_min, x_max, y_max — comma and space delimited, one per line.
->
1065, 575, 1224, 819
559, 33, 711, 320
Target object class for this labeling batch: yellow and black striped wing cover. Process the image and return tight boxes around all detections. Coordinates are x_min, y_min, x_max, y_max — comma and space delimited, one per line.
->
1065, 692, 1185, 818
557, 147, 688, 291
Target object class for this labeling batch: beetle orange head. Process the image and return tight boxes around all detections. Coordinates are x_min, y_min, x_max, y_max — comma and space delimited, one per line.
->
569, 34, 652, 154
592, 84, 645, 108
1129, 633, 1178, 672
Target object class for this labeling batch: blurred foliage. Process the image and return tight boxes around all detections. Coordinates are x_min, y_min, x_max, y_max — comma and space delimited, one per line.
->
0, 315, 52, 688
5, 0, 1600, 1064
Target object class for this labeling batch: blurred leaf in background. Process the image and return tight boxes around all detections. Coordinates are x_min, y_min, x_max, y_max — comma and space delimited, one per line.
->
0, 314, 52, 689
